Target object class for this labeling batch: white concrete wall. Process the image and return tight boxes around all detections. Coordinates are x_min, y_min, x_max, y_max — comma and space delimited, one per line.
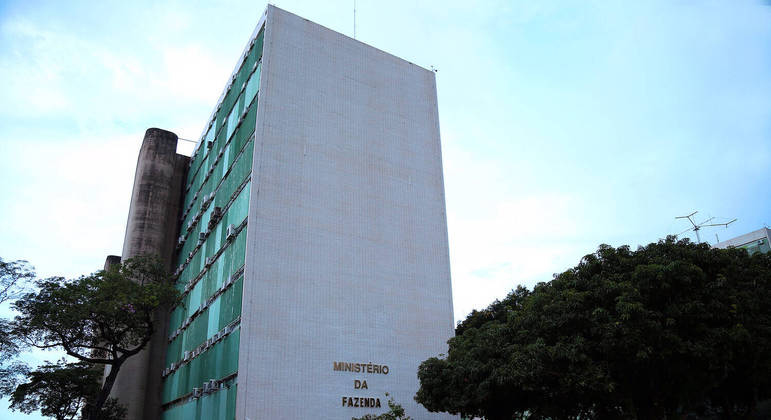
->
714, 227, 771, 249
237, 5, 456, 419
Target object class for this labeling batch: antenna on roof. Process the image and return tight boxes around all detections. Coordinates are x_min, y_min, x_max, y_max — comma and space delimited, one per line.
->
353, 0, 357, 39
675, 211, 736, 243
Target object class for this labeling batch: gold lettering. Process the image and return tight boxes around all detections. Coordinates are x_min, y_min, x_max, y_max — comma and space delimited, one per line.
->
332, 361, 389, 374
341, 396, 382, 409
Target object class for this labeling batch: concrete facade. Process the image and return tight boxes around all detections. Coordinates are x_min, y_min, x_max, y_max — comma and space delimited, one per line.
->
714, 227, 771, 255
236, 6, 455, 419
113, 6, 455, 419
111, 128, 188, 420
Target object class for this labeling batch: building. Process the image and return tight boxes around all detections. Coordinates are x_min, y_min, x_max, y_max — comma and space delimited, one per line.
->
713, 227, 771, 255
110, 5, 455, 420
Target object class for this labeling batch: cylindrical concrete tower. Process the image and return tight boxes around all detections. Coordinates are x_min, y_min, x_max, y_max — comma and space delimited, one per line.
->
110, 128, 188, 420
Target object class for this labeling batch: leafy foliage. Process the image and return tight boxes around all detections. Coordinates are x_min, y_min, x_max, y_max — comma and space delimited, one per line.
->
0, 257, 34, 305
0, 258, 35, 400
9, 360, 125, 420
0, 360, 29, 397
8, 256, 179, 420
352, 393, 413, 420
415, 238, 771, 419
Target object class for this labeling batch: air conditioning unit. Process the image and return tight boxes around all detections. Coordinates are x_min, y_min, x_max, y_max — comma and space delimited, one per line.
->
183, 351, 190, 362
208, 379, 217, 391
207, 141, 214, 149
226, 224, 236, 241
192, 388, 202, 399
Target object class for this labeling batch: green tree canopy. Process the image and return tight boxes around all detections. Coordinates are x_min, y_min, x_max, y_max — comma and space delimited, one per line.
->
1, 257, 34, 305
415, 238, 771, 419
9, 360, 126, 420
0, 258, 35, 399
8, 256, 179, 420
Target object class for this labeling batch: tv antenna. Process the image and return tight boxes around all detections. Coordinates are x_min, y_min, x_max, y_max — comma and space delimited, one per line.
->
675, 211, 736, 243
353, 0, 357, 39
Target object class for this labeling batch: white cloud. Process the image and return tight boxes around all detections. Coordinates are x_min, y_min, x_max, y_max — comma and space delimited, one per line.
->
0, 134, 139, 279
447, 192, 591, 321
160, 44, 232, 103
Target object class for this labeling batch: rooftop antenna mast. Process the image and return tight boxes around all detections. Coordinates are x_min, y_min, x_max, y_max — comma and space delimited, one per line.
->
353, 0, 356, 39
675, 211, 737, 243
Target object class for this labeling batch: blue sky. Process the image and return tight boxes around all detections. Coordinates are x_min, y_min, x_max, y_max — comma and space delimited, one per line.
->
1, 0, 770, 418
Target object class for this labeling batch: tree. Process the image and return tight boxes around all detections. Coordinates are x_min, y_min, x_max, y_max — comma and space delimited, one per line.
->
9, 256, 179, 420
415, 238, 771, 419
0, 258, 35, 397
9, 360, 126, 420
1, 258, 35, 305
353, 393, 413, 420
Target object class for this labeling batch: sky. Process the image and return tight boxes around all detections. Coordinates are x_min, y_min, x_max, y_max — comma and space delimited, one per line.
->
0, 0, 770, 418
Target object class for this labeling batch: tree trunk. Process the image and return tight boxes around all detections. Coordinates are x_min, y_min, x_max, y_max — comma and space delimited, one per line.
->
89, 361, 121, 420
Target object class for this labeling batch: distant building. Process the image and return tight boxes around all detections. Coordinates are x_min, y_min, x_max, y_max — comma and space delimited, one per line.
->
713, 227, 771, 255
109, 5, 455, 420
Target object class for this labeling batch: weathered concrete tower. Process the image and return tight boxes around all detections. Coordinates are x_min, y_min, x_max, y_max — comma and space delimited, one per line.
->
109, 128, 188, 420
